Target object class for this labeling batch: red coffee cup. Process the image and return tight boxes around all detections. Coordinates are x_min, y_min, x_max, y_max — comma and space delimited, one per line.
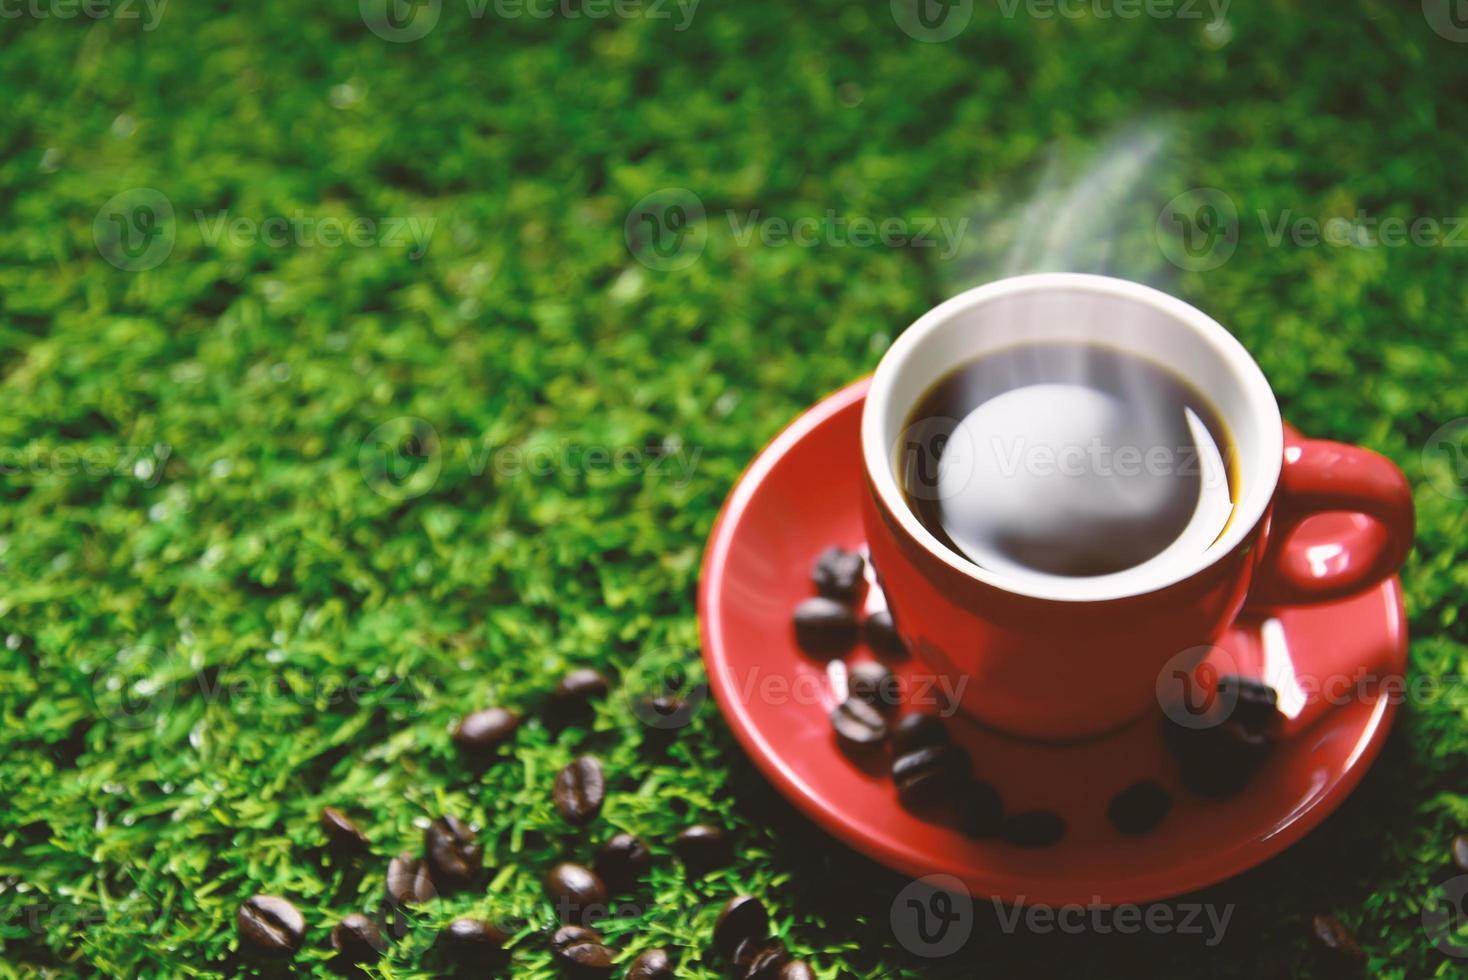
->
860, 274, 1414, 739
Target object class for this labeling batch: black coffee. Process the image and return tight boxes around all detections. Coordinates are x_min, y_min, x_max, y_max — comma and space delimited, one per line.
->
899, 342, 1236, 578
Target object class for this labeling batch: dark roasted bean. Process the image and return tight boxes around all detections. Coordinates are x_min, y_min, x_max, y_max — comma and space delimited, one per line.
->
1175, 721, 1274, 798
830, 697, 887, 747
733, 937, 790, 980
811, 546, 865, 600
780, 961, 817, 980
892, 744, 966, 808
1454, 835, 1468, 873
554, 756, 607, 825
890, 712, 948, 755
551, 925, 614, 978
625, 948, 675, 979
1001, 810, 1066, 847
237, 895, 305, 957
552, 668, 611, 716
792, 597, 858, 656
1217, 675, 1280, 732
675, 824, 732, 875
957, 780, 1004, 838
320, 806, 370, 854
386, 852, 436, 905
847, 661, 900, 710
425, 815, 482, 890
545, 863, 609, 924
714, 896, 769, 957
1311, 913, 1364, 960
1107, 780, 1172, 835
439, 918, 510, 967
453, 707, 520, 762
551, 924, 602, 953
863, 608, 907, 658
330, 913, 385, 964
595, 832, 652, 889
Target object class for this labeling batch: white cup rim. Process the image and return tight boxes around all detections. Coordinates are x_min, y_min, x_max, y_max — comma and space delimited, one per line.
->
861, 273, 1283, 603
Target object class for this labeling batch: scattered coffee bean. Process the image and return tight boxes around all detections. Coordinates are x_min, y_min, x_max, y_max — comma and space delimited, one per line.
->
453, 707, 520, 762
847, 661, 899, 710
675, 824, 732, 875
320, 806, 370, 855
892, 743, 966, 809
890, 712, 948, 755
1001, 810, 1065, 848
552, 668, 611, 716
1311, 913, 1364, 961
1217, 675, 1280, 731
554, 756, 607, 825
863, 608, 907, 658
595, 832, 652, 889
714, 896, 770, 957
551, 924, 602, 954
551, 925, 615, 978
625, 948, 675, 980
237, 895, 305, 958
438, 918, 510, 968
424, 814, 482, 890
1107, 780, 1171, 835
811, 546, 865, 601
1174, 721, 1274, 798
792, 597, 858, 656
733, 936, 790, 980
546, 862, 609, 924
830, 697, 888, 748
386, 852, 436, 905
1453, 834, 1468, 873
330, 912, 385, 964
780, 961, 816, 980
956, 779, 1004, 838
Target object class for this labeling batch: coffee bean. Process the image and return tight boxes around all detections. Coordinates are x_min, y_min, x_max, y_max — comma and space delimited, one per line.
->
811, 546, 865, 601
546, 862, 609, 924
551, 925, 614, 978
890, 712, 948, 755
554, 756, 606, 825
733, 937, 790, 980
1107, 780, 1171, 835
847, 661, 899, 710
424, 815, 482, 890
780, 961, 816, 980
714, 896, 769, 957
1175, 721, 1274, 798
1311, 913, 1363, 961
625, 948, 675, 980
1217, 675, 1280, 732
792, 597, 858, 656
551, 924, 602, 953
552, 668, 610, 717
386, 852, 436, 905
863, 608, 907, 658
957, 780, 1004, 838
1001, 810, 1065, 847
330, 912, 385, 964
892, 744, 967, 809
595, 832, 652, 889
1453, 835, 1468, 873
830, 697, 887, 747
439, 918, 510, 967
675, 824, 732, 875
453, 707, 520, 762
319, 806, 370, 855
237, 895, 305, 958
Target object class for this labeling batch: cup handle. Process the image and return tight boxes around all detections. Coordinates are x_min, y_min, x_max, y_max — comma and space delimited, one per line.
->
1246, 434, 1414, 607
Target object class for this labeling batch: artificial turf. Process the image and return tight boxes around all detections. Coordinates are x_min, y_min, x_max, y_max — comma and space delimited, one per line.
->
2, 0, 1467, 976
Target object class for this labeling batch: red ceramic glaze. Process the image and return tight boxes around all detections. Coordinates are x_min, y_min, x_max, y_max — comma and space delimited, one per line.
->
699, 379, 1408, 905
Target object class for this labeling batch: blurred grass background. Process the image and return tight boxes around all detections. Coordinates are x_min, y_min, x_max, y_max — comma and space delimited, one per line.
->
1, 0, 1467, 976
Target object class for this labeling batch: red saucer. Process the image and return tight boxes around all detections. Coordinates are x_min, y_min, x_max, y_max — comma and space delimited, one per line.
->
699, 378, 1406, 906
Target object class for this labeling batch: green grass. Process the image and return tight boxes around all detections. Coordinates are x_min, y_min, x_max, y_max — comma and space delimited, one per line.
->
2, 0, 1467, 976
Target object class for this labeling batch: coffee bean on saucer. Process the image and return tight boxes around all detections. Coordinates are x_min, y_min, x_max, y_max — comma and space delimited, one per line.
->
330, 912, 385, 964
1310, 913, 1364, 961
425, 814, 482, 890
956, 780, 1004, 838
792, 597, 858, 656
831, 697, 887, 748
890, 712, 948, 755
1453, 835, 1468, 873
320, 806, 370, 855
554, 756, 606, 825
551, 925, 614, 978
848, 661, 900, 710
1001, 810, 1066, 848
237, 895, 305, 957
1107, 780, 1172, 835
892, 744, 966, 809
780, 961, 816, 980
811, 546, 864, 601
552, 668, 611, 716
733, 936, 790, 980
438, 918, 510, 968
595, 832, 652, 890
863, 608, 907, 658
626, 948, 675, 979
1217, 675, 1280, 732
546, 862, 609, 924
675, 824, 732, 875
453, 707, 520, 762
1176, 721, 1274, 798
714, 896, 769, 957
386, 852, 436, 905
